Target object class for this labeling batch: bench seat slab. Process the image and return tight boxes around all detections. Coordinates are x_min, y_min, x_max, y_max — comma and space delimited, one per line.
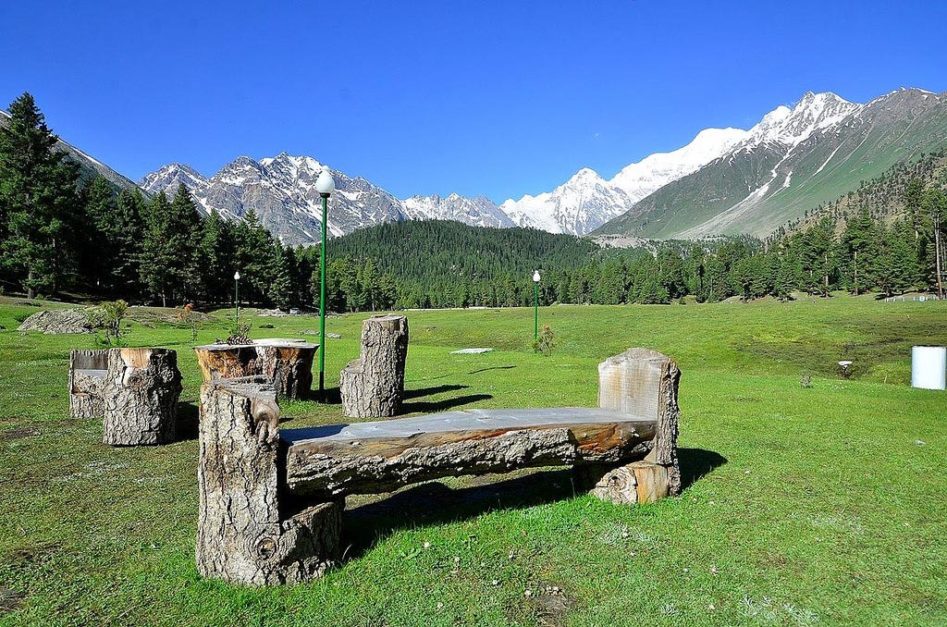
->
284, 408, 657, 498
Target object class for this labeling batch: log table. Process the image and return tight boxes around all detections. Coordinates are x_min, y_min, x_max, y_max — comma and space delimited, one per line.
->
194, 339, 318, 400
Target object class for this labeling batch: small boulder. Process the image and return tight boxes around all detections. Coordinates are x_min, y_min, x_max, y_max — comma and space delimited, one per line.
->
18, 309, 93, 334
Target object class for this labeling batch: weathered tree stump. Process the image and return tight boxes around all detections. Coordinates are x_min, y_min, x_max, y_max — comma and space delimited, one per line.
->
193, 339, 317, 400
196, 379, 342, 586
68, 349, 109, 419
340, 315, 409, 418
101, 348, 182, 446
591, 347, 682, 499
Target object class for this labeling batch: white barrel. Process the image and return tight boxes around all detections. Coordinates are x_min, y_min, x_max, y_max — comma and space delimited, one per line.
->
912, 346, 947, 390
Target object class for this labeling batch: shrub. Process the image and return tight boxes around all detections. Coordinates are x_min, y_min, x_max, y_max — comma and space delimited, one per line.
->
533, 325, 556, 356
90, 299, 128, 347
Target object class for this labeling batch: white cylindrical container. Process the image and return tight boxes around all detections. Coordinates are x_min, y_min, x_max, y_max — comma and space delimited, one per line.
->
912, 346, 947, 390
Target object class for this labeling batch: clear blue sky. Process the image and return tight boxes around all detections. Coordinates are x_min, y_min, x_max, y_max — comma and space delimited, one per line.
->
2, 1, 946, 202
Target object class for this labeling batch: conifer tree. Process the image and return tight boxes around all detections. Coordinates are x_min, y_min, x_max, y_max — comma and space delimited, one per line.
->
269, 244, 295, 310
111, 189, 147, 298
0, 92, 80, 297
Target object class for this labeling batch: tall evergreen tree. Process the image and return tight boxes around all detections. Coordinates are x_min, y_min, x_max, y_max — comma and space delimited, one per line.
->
0, 92, 80, 297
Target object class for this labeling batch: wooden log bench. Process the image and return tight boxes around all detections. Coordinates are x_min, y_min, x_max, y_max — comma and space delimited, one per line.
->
194, 339, 318, 400
196, 347, 680, 586
69, 349, 110, 419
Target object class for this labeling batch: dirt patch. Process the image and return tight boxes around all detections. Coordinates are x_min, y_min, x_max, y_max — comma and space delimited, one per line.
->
0, 588, 25, 614
0, 427, 40, 441
524, 583, 572, 627
5, 542, 62, 570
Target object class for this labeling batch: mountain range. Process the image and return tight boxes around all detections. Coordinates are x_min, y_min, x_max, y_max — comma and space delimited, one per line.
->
596, 88, 947, 239
141, 88, 946, 244
10, 87, 941, 245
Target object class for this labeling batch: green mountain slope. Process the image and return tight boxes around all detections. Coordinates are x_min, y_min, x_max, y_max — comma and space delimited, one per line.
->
0, 109, 140, 193
596, 89, 947, 239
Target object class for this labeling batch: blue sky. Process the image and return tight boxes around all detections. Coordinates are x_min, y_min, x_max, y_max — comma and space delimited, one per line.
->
2, 1, 946, 202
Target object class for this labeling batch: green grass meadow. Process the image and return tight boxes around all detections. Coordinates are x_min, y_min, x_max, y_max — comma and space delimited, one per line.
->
0, 296, 945, 625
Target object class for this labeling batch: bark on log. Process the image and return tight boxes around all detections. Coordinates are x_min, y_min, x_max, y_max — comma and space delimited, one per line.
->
283, 408, 656, 498
597, 347, 682, 496
340, 315, 409, 418
193, 340, 317, 400
196, 380, 342, 586
101, 348, 182, 446
69, 349, 109, 419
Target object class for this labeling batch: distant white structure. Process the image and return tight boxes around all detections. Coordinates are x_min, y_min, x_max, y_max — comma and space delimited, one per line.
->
912, 346, 946, 390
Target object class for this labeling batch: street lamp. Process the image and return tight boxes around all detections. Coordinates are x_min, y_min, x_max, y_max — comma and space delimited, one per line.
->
315, 166, 336, 401
532, 270, 541, 341
233, 271, 241, 329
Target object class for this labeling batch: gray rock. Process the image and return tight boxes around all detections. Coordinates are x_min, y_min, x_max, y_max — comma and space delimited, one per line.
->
18, 309, 93, 334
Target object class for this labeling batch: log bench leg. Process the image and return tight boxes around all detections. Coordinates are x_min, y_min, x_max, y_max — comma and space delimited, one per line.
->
579, 461, 670, 505
196, 380, 342, 586
585, 347, 683, 505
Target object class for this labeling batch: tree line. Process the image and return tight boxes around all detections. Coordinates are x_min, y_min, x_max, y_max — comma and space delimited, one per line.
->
1, 91, 944, 312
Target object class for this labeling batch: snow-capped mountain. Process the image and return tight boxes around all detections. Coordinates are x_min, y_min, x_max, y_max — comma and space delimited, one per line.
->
741, 91, 860, 148
500, 168, 635, 235
142, 155, 516, 244
499, 125, 749, 235
610, 127, 748, 202
402, 193, 513, 228
598, 88, 947, 239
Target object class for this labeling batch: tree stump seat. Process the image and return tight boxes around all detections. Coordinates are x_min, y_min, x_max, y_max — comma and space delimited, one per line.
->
194, 339, 318, 400
69, 349, 110, 419
195, 347, 681, 586
340, 315, 408, 418
101, 347, 182, 446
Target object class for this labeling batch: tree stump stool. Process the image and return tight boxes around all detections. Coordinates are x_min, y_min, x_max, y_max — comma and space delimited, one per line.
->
196, 379, 342, 585
193, 339, 318, 400
68, 349, 109, 419
102, 348, 182, 446
340, 315, 409, 418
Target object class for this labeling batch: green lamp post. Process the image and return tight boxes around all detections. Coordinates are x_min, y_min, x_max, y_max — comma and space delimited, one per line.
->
233, 270, 241, 328
532, 270, 541, 341
315, 166, 336, 401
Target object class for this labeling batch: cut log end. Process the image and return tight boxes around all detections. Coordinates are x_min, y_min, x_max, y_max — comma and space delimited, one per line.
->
584, 461, 670, 505
194, 341, 317, 400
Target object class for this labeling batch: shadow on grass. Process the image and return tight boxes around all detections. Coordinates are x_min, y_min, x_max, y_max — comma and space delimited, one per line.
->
468, 365, 516, 375
175, 401, 199, 441
678, 447, 728, 491
302, 386, 341, 404
401, 393, 493, 413
342, 447, 727, 560
404, 384, 468, 399
343, 468, 577, 560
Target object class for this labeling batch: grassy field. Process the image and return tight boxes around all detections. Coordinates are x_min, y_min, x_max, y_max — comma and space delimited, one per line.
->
0, 295, 945, 626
